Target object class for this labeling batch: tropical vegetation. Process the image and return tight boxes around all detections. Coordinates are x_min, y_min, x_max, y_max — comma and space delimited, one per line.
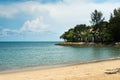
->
60, 8, 120, 42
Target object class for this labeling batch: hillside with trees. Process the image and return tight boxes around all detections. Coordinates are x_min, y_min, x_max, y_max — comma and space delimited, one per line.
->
60, 8, 120, 43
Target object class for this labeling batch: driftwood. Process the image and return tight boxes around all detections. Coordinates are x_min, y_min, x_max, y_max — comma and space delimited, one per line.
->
105, 68, 120, 74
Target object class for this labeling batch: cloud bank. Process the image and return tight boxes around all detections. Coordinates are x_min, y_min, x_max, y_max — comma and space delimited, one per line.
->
0, 0, 120, 41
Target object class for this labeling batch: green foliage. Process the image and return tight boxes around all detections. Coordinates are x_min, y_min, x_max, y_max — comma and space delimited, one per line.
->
108, 8, 120, 41
60, 8, 120, 42
90, 10, 105, 25
73, 24, 88, 42
60, 29, 74, 42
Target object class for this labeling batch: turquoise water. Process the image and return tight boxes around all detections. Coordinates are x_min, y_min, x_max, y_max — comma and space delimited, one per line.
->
0, 42, 120, 73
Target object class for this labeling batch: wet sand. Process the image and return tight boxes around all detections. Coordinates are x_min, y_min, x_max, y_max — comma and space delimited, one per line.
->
0, 59, 120, 80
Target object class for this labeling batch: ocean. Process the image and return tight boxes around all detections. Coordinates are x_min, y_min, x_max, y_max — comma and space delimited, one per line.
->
0, 42, 120, 73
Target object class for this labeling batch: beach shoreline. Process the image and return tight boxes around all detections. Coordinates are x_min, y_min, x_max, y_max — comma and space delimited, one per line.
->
56, 42, 120, 46
0, 57, 120, 74
0, 58, 120, 80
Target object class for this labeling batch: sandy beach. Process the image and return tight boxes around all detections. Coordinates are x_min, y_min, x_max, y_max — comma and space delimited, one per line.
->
0, 59, 120, 80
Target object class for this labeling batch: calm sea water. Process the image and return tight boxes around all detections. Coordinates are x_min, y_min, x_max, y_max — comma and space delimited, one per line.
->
0, 42, 120, 73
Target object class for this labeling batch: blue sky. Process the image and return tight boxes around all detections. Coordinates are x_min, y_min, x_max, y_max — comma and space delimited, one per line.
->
0, 0, 120, 41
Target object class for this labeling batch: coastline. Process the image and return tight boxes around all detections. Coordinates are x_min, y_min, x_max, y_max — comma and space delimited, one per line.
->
56, 42, 120, 46
0, 57, 120, 74
0, 59, 120, 80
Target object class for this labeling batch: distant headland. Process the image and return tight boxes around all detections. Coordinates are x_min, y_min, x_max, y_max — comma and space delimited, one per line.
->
58, 8, 120, 46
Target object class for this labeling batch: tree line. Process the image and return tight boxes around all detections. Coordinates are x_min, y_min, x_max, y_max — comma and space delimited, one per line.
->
60, 8, 120, 42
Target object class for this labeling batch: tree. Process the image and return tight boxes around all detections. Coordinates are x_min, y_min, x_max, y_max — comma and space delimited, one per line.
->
109, 8, 120, 41
90, 10, 105, 42
60, 8, 120, 42
74, 24, 87, 42
60, 24, 89, 42
60, 28, 74, 42
98, 21, 110, 42
90, 10, 105, 25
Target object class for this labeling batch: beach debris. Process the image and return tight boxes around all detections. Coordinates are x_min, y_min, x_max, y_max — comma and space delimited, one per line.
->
105, 68, 120, 74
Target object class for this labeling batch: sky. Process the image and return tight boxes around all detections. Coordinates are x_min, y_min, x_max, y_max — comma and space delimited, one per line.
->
0, 0, 120, 41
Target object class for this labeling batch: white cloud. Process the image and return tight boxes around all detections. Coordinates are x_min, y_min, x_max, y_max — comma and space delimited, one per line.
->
0, 0, 120, 22
0, 5, 18, 18
0, 28, 19, 36
0, 17, 49, 36
0, 0, 120, 36
20, 17, 49, 32
0, 2, 49, 18
0, 29, 10, 36
46, 1, 120, 25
